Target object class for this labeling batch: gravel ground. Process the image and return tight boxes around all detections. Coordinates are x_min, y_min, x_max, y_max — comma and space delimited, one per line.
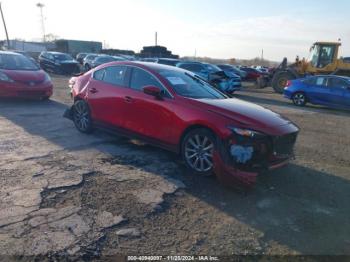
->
0, 75, 349, 260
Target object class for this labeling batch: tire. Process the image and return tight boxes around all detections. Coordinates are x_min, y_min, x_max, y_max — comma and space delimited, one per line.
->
181, 128, 216, 176
72, 100, 93, 133
292, 92, 307, 107
84, 64, 91, 72
272, 71, 296, 93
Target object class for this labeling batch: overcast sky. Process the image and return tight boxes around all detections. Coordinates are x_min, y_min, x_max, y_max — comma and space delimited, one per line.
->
1, 0, 349, 61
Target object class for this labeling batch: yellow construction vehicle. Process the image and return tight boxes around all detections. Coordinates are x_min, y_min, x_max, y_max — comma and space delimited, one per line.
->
267, 41, 350, 93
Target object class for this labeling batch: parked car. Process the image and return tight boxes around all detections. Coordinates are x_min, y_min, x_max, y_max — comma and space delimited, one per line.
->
90, 55, 123, 68
217, 64, 247, 79
65, 62, 299, 187
39, 51, 79, 75
176, 62, 241, 93
83, 54, 100, 71
76, 53, 89, 64
0, 51, 53, 99
240, 67, 268, 82
117, 54, 136, 61
284, 75, 350, 109
156, 58, 181, 66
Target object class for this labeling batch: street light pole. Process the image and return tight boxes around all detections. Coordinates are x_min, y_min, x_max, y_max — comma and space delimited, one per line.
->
0, 2, 10, 49
36, 3, 46, 43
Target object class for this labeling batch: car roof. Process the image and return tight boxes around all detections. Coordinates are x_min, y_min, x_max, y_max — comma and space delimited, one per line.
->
95, 61, 190, 74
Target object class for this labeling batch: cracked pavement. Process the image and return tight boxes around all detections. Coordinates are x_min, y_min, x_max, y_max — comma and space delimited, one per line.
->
0, 95, 185, 258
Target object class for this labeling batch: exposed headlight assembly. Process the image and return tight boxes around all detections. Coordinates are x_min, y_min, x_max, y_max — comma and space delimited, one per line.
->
228, 126, 266, 138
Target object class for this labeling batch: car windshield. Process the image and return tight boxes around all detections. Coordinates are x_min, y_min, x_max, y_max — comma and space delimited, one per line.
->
158, 69, 227, 99
0, 53, 39, 70
53, 53, 73, 61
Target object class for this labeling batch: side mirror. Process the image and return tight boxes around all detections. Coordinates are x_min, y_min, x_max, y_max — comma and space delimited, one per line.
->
143, 85, 162, 98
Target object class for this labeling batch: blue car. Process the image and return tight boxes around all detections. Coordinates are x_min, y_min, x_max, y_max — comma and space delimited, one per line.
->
284, 75, 350, 109
176, 62, 241, 93
217, 64, 248, 79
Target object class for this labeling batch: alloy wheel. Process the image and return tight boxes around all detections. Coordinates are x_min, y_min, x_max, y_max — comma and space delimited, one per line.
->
184, 134, 214, 172
293, 93, 306, 106
73, 101, 91, 132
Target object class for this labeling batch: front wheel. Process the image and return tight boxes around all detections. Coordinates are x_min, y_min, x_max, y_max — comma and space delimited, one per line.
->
181, 128, 216, 176
292, 92, 307, 106
72, 100, 93, 133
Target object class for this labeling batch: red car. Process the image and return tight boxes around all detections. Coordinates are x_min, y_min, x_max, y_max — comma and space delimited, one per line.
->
0, 51, 53, 99
240, 67, 267, 81
66, 62, 299, 187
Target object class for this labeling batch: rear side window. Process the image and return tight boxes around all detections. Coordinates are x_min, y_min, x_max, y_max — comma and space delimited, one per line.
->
315, 77, 327, 86
93, 68, 105, 81
93, 66, 127, 86
303, 77, 316, 85
103, 66, 127, 86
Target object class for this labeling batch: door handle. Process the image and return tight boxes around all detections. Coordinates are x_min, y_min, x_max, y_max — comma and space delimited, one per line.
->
124, 96, 133, 103
90, 88, 98, 94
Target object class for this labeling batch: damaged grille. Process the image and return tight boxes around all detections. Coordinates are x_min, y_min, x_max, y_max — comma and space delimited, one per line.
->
273, 132, 298, 157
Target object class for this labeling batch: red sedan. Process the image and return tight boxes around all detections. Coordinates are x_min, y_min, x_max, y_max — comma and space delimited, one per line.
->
0, 51, 53, 99
66, 62, 299, 187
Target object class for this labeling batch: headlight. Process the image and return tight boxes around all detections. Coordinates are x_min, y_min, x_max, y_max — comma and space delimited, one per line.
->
0, 71, 14, 82
228, 126, 266, 138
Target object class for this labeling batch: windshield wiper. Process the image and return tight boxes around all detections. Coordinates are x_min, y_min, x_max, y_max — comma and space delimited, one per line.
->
185, 72, 204, 85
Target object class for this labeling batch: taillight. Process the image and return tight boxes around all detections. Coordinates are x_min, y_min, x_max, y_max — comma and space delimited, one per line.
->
286, 80, 292, 87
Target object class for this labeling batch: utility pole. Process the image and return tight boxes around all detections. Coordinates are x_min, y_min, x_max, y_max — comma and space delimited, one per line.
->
155, 31, 157, 46
36, 3, 46, 43
261, 49, 264, 61
0, 2, 10, 49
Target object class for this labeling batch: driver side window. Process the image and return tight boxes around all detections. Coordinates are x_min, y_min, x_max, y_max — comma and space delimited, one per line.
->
129, 67, 171, 98
328, 77, 349, 89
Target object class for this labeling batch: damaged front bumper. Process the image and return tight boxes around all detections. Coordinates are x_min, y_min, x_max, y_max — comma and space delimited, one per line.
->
213, 125, 299, 188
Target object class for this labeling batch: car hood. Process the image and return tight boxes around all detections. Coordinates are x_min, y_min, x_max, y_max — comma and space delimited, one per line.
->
2, 69, 46, 82
188, 98, 297, 135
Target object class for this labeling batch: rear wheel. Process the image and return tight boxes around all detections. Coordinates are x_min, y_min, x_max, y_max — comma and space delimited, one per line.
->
72, 100, 93, 133
292, 92, 307, 106
181, 128, 216, 176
